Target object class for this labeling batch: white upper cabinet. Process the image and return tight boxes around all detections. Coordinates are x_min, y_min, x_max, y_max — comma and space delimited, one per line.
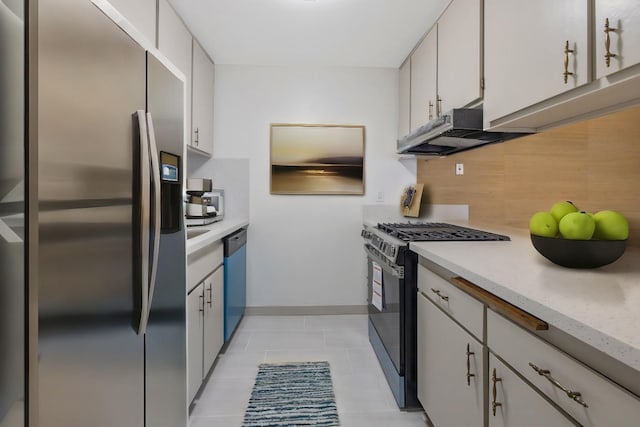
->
595, 2, 640, 79
398, 59, 411, 139
484, 0, 589, 126
410, 25, 438, 133
406, 0, 482, 136
157, 0, 192, 146
107, 0, 156, 45
437, 0, 482, 114
191, 39, 215, 155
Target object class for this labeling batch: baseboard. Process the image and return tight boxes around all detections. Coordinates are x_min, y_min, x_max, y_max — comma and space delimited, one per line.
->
244, 305, 368, 316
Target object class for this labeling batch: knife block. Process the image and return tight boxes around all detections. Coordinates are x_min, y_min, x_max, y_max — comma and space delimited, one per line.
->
401, 183, 424, 217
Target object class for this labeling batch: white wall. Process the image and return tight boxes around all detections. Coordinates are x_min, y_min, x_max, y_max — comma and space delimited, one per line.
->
213, 64, 415, 308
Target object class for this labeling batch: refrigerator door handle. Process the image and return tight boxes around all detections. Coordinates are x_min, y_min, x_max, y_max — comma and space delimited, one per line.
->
145, 112, 162, 314
135, 110, 151, 335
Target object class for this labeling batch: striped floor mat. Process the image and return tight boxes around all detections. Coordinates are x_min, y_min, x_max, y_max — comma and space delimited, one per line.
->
242, 361, 340, 426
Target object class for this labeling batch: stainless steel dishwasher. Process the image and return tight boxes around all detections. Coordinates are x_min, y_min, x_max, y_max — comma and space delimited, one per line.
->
223, 228, 247, 342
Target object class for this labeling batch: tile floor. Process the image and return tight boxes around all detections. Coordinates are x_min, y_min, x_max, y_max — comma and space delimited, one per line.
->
189, 314, 428, 427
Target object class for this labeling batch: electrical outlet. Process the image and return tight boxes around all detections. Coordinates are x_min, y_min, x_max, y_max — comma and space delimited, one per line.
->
376, 191, 385, 202
455, 163, 464, 175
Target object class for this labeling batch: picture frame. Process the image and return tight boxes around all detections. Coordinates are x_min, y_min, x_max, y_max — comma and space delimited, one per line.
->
270, 124, 365, 195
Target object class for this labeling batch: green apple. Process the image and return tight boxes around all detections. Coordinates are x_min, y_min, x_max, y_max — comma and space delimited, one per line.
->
592, 210, 629, 240
559, 211, 595, 240
550, 201, 578, 223
529, 211, 558, 237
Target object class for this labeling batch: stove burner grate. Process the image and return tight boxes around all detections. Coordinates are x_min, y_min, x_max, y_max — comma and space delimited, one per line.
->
377, 222, 510, 242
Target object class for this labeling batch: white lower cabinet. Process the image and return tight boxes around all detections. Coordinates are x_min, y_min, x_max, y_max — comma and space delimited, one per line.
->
417, 291, 484, 426
187, 282, 204, 403
417, 262, 640, 426
187, 241, 224, 404
488, 353, 576, 426
203, 267, 224, 374
488, 309, 640, 427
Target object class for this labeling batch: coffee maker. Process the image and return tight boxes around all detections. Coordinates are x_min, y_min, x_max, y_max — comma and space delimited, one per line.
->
185, 178, 223, 226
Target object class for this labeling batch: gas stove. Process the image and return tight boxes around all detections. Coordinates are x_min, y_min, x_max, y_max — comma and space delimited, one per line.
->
377, 222, 510, 242
361, 222, 509, 266
361, 221, 510, 411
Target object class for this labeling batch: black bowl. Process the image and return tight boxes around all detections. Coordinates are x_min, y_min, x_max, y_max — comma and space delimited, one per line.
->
530, 234, 627, 269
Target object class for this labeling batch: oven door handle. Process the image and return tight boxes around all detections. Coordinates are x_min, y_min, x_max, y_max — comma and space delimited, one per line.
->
364, 244, 404, 278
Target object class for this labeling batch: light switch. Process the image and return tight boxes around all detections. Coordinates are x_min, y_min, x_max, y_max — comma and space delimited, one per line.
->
455, 163, 464, 175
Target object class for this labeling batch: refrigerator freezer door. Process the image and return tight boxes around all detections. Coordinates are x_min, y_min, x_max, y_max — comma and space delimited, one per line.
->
38, 0, 146, 426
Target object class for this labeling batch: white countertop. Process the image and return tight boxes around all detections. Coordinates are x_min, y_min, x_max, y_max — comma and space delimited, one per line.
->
409, 223, 640, 373
186, 217, 249, 254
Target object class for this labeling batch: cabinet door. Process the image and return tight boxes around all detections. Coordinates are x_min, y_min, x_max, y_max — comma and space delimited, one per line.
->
489, 354, 577, 427
411, 25, 438, 132
203, 267, 224, 375
106, 0, 156, 45
398, 59, 411, 139
437, 0, 482, 113
417, 292, 484, 426
595, 2, 640, 79
157, 0, 192, 147
484, 0, 589, 124
187, 283, 204, 403
191, 39, 215, 155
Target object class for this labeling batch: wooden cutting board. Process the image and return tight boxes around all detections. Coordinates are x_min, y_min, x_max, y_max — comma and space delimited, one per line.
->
401, 183, 424, 217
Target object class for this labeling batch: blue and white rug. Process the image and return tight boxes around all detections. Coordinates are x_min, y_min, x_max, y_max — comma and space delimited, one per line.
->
242, 361, 340, 426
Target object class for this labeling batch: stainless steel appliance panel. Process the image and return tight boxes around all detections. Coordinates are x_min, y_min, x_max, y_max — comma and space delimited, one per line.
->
38, 0, 146, 425
0, 1, 25, 425
145, 52, 187, 427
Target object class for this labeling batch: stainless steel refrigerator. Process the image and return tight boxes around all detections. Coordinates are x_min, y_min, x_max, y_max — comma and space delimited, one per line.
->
1, 0, 26, 426
34, 0, 187, 426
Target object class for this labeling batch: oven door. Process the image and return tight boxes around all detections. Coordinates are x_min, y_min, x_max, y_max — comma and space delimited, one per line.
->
364, 244, 404, 375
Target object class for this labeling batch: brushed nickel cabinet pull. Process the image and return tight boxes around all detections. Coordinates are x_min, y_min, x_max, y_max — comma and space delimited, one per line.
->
430, 288, 449, 301
563, 40, 575, 84
194, 127, 199, 145
604, 18, 617, 67
428, 101, 434, 120
199, 294, 204, 313
466, 343, 475, 386
207, 285, 212, 308
529, 362, 589, 408
492, 368, 502, 416
436, 95, 442, 117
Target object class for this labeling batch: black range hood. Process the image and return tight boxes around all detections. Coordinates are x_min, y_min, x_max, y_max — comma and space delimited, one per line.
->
397, 108, 529, 156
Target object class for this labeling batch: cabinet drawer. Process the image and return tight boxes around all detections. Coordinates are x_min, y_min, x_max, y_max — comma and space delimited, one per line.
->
489, 353, 577, 427
418, 265, 484, 341
187, 241, 223, 292
488, 309, 640, 427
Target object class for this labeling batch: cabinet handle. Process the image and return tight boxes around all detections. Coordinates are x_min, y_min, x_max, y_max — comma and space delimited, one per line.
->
604, 18, 617, 67
199, 294, 205, 313
563, 40, 574, 84
428, 101, 434, 120
529, 362, 589, 408
492, 368, 502, 416
430, 288, 449, 301
207, 285, 212, 308
436, 95, 442, 117
194, 127, 199, 145
466, 343, 475, 386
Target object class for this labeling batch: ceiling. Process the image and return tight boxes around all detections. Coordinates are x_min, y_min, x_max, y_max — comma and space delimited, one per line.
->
168, 0, 452, 68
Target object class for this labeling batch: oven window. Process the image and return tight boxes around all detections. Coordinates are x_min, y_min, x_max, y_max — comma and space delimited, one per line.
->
367, 256, 402, 374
